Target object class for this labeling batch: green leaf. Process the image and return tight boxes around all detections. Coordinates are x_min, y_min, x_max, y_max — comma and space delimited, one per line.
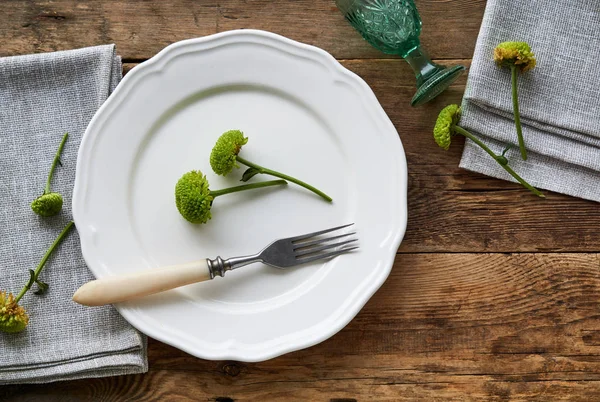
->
241, 167, 261, 182
34, 279, 49, 295
496, 155, 509, 166
26, 269, 36, 289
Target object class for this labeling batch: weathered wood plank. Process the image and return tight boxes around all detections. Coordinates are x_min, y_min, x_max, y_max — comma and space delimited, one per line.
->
5, 0, 599, 401
0, 0, 485, 60
6, 370, 600, 401
3, 253, 600, 400
217, 0, 486, 59
0, 1, 218, 59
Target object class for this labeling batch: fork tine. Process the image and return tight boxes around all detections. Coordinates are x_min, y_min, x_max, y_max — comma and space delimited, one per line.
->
295, 246, 359, 264
293, 232, 356, 248
295, 239, 358, 257
289, 223, 354, 243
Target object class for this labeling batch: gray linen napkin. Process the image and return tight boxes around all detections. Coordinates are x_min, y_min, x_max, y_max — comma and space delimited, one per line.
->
0, 45, 147, 384
459, 0, 600, 202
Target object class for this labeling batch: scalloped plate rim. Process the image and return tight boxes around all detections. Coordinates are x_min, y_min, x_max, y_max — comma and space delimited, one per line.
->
72, 29, 408, 362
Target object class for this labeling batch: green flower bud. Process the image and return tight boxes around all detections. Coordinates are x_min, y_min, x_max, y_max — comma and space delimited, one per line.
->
433, 104, 461, 150
175, 171, 214, 224
31, 192, 63, 217
210, 130, 249, 176
0, 292, 29, 333
494, 41, 536, 73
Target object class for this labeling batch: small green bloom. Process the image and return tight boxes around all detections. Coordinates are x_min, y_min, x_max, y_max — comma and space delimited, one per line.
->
432, 103, 544, 198
494, 42, 535, 160
175, 170, 288, 224
0, 291, 29, 333
31, 192, 63, 217
32, 133, 68, 217
433, 104, 461, 150
494, 41, 536, 73
175, 171, 214, 224
208, 129, 332, 202
210, 130, 248, 176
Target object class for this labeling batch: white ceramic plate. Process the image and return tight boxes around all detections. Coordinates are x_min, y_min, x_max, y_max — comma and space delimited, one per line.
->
73, 30, 407, 362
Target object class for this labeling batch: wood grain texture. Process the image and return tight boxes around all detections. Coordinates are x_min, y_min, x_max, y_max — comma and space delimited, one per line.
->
3, 254, 600, 401
217, 0, 486, 59
0, 0, 218, 59
1, 0, 486, 60
3, 0, 600, 400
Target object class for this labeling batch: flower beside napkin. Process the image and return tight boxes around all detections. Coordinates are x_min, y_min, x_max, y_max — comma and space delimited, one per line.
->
459, 0, 600, 202
0, 45, 147, 384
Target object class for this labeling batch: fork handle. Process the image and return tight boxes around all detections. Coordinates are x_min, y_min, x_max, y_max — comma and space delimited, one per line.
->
72, 259, 211, 306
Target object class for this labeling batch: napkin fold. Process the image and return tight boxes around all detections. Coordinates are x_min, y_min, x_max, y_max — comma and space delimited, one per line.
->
0, 45, 147, 384
459, 0, 600, 202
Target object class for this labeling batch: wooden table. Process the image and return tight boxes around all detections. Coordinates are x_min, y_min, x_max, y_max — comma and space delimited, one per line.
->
2, 1, 600, 400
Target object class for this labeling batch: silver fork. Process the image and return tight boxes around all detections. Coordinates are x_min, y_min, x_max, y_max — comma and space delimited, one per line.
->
73, 224, 358, 306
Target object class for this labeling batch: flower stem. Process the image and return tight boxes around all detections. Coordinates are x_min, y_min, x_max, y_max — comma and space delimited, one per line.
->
511, 66, 527, 161
210, 179, 287, 198
14, 221, 75, 303
236, 156, 333, 202
45, 133, 69, 194
452, 125, 544, 198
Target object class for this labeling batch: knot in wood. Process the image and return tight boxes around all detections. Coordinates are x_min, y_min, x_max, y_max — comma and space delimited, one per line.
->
222, 362, 242, 377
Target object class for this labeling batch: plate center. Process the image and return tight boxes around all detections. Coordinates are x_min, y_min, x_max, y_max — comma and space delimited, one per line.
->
128, 85, 351, 306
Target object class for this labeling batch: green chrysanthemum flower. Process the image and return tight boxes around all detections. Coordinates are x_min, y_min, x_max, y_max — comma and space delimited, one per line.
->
175, 171, 214, 224
174, 170, 287, 224
32, 133, 68, 217
494, 41, 536, 73
431, 104, 544, 198
31, 192, 63, 217
0, 291, 29, 333
208, 129, 332, 202
210, 130, 248, 176
0, 222, 74, 335
494, 41, 535, 161
433, 104, 461, 150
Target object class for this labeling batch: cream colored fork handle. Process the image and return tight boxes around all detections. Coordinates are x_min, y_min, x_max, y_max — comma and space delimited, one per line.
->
72, 260, 211, 306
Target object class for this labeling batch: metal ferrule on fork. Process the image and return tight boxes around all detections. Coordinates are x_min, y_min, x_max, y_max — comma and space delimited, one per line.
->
206, 254, 263, 279
206, 256, 230, 279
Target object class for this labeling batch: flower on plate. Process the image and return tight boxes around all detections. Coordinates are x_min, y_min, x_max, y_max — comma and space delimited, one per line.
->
210, 130, 248, 176
175, 170, 214, 224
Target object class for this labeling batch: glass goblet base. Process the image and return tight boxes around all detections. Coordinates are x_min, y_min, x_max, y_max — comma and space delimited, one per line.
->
411, 65, 465, 107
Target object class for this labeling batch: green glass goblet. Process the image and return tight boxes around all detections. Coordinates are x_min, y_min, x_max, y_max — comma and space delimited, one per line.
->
336, 0, 465, 106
